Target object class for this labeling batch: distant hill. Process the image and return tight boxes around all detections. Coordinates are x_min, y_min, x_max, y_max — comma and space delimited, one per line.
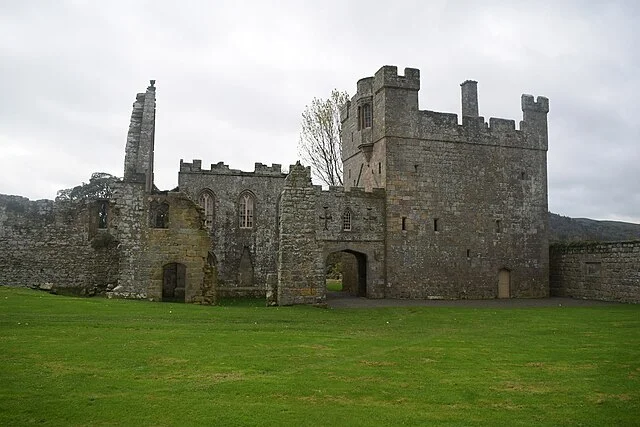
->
549, 212, 640, 242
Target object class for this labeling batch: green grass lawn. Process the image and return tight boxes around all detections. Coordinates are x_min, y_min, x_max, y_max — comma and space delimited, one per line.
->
326, 279, 343, 292
0, 287, 638, 426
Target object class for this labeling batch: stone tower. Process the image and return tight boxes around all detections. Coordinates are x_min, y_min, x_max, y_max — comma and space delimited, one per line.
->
340, 65, 550, 299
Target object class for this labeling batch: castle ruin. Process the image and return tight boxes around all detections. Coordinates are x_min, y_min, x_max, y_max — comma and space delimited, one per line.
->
1, 65, 636, 304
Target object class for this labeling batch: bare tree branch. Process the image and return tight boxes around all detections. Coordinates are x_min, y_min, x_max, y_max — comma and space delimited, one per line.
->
298, 89, 349, 186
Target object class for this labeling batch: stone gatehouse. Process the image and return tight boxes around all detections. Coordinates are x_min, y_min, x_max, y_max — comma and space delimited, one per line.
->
1, 65, 556, 305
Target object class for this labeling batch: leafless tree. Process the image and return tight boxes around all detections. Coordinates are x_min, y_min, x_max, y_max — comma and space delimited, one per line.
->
298, 89, 349, 186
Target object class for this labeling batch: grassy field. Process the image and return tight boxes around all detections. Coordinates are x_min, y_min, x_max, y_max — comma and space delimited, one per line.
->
0, 287, 638, 426
326, 279, 342, 292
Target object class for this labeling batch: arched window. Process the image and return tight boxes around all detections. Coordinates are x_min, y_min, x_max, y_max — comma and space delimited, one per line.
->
198, 190, 214, 230
239, 192, 255, 229
342, 208, 352, 231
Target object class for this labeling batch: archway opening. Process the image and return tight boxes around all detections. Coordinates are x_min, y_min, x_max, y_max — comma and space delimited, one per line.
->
163, 262, 186, 302
325, 250, 367, 298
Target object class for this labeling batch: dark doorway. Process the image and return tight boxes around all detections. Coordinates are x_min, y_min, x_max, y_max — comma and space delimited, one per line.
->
163, 263, 186, 302
238, 247, 254, 286
325, 250, 367, 298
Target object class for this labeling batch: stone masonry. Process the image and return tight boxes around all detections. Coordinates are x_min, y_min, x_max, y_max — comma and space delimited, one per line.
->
327, 66, 549, 300
178, 160, 286, 297
550, 241, 640, 303
1, 81, 214, 304
4, 65, 633, 305
0, 195, 119, 295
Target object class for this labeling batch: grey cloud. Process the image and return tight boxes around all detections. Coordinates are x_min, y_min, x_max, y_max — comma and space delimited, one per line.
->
0, 0, 638, 223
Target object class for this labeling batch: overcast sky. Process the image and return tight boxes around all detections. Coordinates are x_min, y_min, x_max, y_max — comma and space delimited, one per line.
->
1, 1, 638, 222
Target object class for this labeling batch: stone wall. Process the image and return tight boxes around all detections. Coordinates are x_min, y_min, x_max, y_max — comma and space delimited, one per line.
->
141, 192, 214, 303
123, 81, 156, 192
316, 186, 386, 298
277, 163, 387, 304
0, 194, 119, 295
277, 163, 325, 305
179, 160, 286, 297
550, 241, 640, 303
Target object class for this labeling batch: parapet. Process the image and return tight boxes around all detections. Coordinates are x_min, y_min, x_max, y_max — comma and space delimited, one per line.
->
254, 162, 282, 174
373, 66, 420, 93
179, 159, 285, 176
521, 94, 549, 113
488, 118, 516, 132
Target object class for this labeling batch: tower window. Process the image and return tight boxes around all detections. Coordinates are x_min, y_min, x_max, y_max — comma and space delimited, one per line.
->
359, 103, 372, 129
239, 192, 255, 229
402, 217, 407, 231
495, 220, 502, 233
378, 162, 381, 174
434, 218, 439, 232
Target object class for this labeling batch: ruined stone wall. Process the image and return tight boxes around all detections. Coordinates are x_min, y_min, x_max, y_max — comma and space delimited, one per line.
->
142, 192, 213, 303
277, 163, 387, 304
277, 164, 324, 305
550, 242, 640, 303
178, 160, 286, 297
123, 81, 156, 192
108, 181, 148, 298
0, 194, 119, 294
106, 183, 213, 303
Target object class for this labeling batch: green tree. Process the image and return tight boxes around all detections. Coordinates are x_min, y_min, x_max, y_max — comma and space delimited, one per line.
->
55, 172, 120, 202
298, 89, 350, 186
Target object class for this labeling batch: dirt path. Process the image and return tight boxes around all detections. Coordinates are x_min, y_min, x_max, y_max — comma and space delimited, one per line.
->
326, 293, 625, 309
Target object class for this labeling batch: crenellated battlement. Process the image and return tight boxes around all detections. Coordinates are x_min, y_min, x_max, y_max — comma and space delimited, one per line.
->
373, 66, 420, 92
343, 66, 547, 153
521, 94, 549, 113
180, 159, 285, 176
412, 110, 528, 147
